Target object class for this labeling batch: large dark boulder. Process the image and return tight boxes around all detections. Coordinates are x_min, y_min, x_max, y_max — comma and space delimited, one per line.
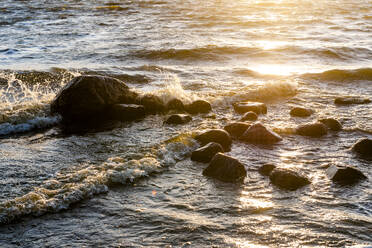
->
203, 153, 246, 183
140, 94, 165, 114
269, 168, 310, 190
50, 75, 138, 122
326, 165, 366, 185
191, 142, 224, 163
335, 97, 371, 105
223, 122, 251, 138
166, 98, 185, 111
195, 129, 232, 152
319, 118, 342, 131
233, 102, 267, 115
185, 100, 212, 114
296, 122, 328, 137
239, 123, 282, 144
352, 138, 372, 158
240, 111, 258, 121
165, 114, 192, 125
108, 104, 145, 121
290, 107, 313, 117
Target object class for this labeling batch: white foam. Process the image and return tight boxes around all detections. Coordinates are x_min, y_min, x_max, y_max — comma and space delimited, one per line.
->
0, 116, 61, 136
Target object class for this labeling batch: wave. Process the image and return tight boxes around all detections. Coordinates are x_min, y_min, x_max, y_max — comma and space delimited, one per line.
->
301, 68, 372, 82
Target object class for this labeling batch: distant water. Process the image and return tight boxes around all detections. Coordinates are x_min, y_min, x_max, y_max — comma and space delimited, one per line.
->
0, 0, 371, 247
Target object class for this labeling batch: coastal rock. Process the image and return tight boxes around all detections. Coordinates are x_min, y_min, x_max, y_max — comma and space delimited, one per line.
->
319, 118, 342, 131
352, 138, 372, 158
50, 75, 138, 122
269, 168, 310, 190
259, 163, 276, 176
296, 122, 328, 137
326, 165, 366, 185
191, 142, 224, 163
195, 129, 232, 152
108, 104, 145, 121
239, 123, 282, 144
165, 114, 192, 125
203, 153, 246, 183
233, 102, 267, 115
223, 122, 251, 138
290, 107, 314, 117
240, 111, 258, 121
140, 94, 165, 114
166, 98, 185, 111
185, 100, 212, 114
334, 97, 371, 105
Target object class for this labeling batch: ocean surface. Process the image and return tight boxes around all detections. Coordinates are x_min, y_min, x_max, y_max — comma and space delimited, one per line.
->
0, 0, 371, 247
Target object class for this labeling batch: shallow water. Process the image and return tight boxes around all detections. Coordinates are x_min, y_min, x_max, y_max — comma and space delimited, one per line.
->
0, 0, 371, 247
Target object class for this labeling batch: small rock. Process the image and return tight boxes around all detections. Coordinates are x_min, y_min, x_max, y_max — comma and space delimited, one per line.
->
296, 122, 328, 137
165, 114, 192, 125
335, 97, 371, 105
191, 142, 224, 163
269, 168, 310, 190
239, 123, 282, 144
352, 138, 372, 158
290, 107, 314, 117
195, 129, 232, 152
326, 165, 366, 185
140, 94, 165, 114
185, 100, 212, 114
259, 164, 276, 176
319, 118, 342, 131
240, 111, 258, 121
203, 153, 246, 183
166, 98, 185, 111
233, 102, 267, 115
224, 122, 251, 138
108, 104, 145, 121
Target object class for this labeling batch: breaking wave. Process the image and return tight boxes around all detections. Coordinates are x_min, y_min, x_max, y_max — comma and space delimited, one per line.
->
301, 68, 372, 82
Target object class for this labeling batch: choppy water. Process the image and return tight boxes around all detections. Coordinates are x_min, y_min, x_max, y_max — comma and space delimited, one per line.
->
0, 0, 371, 247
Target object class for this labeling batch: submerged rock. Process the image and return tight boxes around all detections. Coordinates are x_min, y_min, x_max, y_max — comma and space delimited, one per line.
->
233, 102, 267, 115
240, 111, 258, 121
140, 94, 165, 114
259, 163, 276, 176
269, 168, 310, 191
223, 122, 251, 138
191, 142, 224, 163
239, 123, 282, 144
319, 118, 342, 131
296, 122, 328, 137
185, 100, 212, 114
195, 129, 232, 152
326, 165, 366, 185
352, 138, 372, 158
166, 98, 185, 111
334, 97, 371, 105
290, 107, 314, 117
108, 104, 145, 121
203, 153, 246, 183
165, 114, 192, 125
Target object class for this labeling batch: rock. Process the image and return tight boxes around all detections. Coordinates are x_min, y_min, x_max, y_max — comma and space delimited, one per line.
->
50, 75, 138, 122
166, 98, 185, 111
140, 94, 165, 114
352, 138, 372, 158
240, 111, 258, 121
319, 118, 342, 131
290, 107, 313, 117
326, 165, 366, 185
203, 153, 246, 183
239, 123, 282, 144
108, 104, 145, 121
233, 102, 267, 115
195, 129, 232, 152
223, 122, 251, 138
185, 100, 212, 114
269, 168, 310, 190
296, 122, 328, 137
191, 142, 224, 163
165, 114, 192, 125
259, 163, 276, 176
335, 97, 371, 105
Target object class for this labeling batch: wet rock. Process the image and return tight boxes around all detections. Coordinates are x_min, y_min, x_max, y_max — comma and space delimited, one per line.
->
185, 100, 212, 114
108, 104, 145, 121
352, 138, 372, 158
51, 75, 138, 123
240, 111, 258, 121
334, 97, 371, 105
191, 142, 224, 163
223, 122, 251, 138
203, 153, 246, 183
319, 118, 342, 131
165, 114, 192, 125
269, 168, 310, 191
296, 122, 328, 137
326, 165, 366, 185
166, 98, 185, 111
259, 163, 276, 176
195, 129, 232, 152
290, 107, 313, 117
140, 94, 166, 114
239, 123, 282, 144
233, 102, 267, 115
